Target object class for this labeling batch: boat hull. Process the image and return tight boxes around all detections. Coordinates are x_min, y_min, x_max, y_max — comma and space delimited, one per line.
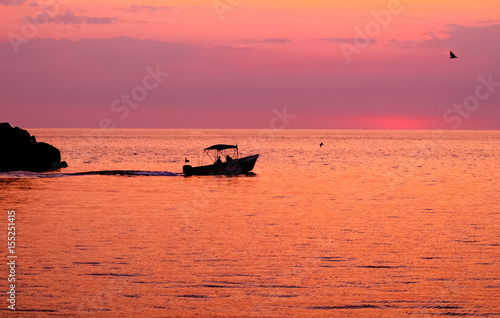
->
183, 154, 259, 176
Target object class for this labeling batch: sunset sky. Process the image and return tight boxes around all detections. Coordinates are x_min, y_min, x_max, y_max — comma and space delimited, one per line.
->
1, 0, 499, 129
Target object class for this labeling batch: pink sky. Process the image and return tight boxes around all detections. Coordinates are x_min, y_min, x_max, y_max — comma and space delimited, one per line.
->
1, 0, 499, 129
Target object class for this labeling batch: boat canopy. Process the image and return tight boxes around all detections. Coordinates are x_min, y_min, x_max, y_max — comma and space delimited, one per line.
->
204, 144, 237, 151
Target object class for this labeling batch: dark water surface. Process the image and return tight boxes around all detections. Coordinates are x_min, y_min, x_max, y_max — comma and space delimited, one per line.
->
1, 129, 499, 317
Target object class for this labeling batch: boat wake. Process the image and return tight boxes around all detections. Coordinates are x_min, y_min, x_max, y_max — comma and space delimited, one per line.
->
0, 170, 179, 178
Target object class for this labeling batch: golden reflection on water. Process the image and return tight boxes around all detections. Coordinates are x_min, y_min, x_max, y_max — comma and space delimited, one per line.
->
0, 129, 498, 316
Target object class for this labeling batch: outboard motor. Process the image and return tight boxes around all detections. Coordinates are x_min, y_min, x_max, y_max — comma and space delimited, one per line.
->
183, 165, 193, 176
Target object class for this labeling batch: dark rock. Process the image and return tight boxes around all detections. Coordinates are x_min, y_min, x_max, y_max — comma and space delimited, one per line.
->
0, 122, 68, 172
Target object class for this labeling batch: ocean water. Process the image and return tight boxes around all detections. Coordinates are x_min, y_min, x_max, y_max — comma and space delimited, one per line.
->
0, 129, 499, 317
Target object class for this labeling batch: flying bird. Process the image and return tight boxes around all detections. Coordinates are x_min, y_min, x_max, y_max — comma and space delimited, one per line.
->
320, 142, 324, 147
449, 51, 458, 59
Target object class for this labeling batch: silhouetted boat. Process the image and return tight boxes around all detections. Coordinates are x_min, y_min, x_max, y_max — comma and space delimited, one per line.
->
183, 144, 259, 176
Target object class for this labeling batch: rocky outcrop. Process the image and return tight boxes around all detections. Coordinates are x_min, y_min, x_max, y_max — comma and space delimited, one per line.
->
0, 123, 68, 172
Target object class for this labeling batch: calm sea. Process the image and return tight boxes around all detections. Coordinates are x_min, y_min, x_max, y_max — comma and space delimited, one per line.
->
1, 129, 499, 317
